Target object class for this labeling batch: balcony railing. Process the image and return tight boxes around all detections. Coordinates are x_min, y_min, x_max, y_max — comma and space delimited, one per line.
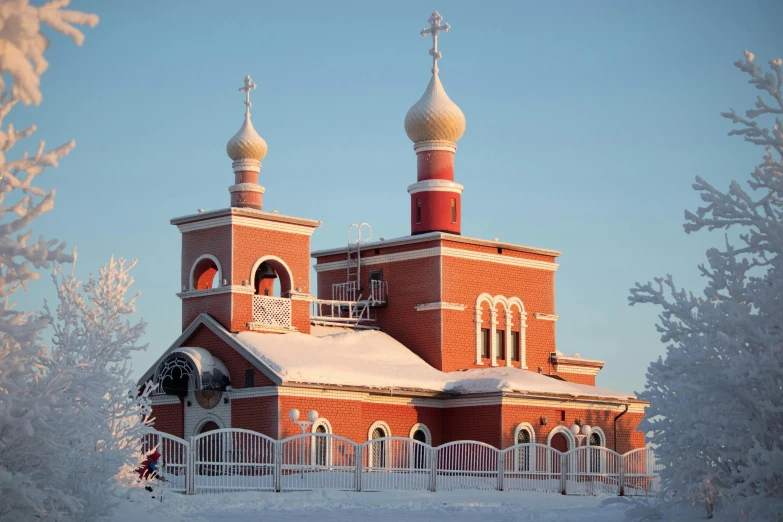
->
252, 295, 292, 329
369, 279, 388, 304
332, 281, 358, 301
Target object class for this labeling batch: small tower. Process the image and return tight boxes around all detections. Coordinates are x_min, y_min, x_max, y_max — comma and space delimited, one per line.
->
226, 75, 268, 209
174, 75, 320, 334
404, 11, 466, 235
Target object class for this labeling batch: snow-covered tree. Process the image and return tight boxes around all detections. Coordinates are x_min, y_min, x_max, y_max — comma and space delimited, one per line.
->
629, 51, 783, 520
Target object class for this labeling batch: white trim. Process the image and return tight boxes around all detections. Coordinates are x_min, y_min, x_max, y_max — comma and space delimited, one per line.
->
556, 364, 602, 376
312, 231, 561, 259
367, 421, 392, 468
194, 414, 225, 434
177, 215, 316, 236
232, 158, 261, 173
413, 140, 457, 153
415, 301, 466, 311
588, 426, 606, 447
534, 313, 560, 322
407, 180, 464, 195
228, 183, 266, 194
547, 425, 575, 451
249, 255, 295, 296
408, 423, 432, 444
189, 254, 223, 291
513, 422, 536, 444
311, 418, 334, 466
313, 246, 558, 273
151, 395, 181, 406
177, 285, 253, 299
475, 294, 528, 369
231, 386, 277, 399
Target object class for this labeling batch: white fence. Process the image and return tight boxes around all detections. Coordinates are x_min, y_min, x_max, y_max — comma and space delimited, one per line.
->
146, 429, 661, 497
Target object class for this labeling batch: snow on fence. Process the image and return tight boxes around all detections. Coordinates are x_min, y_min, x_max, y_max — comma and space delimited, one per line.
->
146, 429, 661, 497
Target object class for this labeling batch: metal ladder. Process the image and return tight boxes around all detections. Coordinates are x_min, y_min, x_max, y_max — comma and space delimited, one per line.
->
346, 223, 372, 292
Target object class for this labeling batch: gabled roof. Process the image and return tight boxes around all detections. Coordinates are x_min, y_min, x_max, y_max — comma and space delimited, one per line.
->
137, 313, 283, 387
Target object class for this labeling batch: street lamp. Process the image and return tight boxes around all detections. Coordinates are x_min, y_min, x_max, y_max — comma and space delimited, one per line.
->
289, 409, 319, 479
570, 423, 593, 447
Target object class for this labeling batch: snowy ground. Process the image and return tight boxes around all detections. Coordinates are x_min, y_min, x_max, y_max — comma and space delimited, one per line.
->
112, 489, 635, 522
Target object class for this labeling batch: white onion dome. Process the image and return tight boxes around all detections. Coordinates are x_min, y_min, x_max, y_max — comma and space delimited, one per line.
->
226, 112, 268, 162
404, 72, 466, 144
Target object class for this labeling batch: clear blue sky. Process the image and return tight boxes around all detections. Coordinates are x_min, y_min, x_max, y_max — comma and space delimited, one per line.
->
12, 0, 782, 395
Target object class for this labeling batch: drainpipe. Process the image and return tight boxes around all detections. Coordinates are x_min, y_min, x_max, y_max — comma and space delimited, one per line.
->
613, 403, 629, 453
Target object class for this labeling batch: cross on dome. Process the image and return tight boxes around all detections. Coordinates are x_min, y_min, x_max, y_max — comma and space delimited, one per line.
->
239, 75, 257, 116
420, 10, 450, 74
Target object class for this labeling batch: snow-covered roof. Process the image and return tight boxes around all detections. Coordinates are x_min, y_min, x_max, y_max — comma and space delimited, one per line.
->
233, 326, 635, 401
158, 347, 231, 390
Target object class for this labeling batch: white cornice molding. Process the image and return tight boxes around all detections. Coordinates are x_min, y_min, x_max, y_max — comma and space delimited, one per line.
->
232, 158, 261, 173
415, 301, 467, 311
151, 395, 181, 406
228, 183, 266, 194
413, 140, 457, 153
407, 180, 464, 195
556, 364, 602, 376
177, 285, 254, 299
534, 313, 560, 321
313, 246, 558, 273
176, 215, 316, 236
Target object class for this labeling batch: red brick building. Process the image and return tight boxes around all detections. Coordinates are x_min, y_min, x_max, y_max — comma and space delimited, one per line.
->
139, 17, 646, 455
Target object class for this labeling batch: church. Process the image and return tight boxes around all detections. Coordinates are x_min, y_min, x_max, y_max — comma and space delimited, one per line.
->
139, 11, 647, 456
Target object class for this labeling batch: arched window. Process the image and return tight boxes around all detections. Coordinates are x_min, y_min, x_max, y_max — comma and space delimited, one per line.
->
409, 423, 431, 470
513, 423, 536, 472
190, 254, 222, 290
588, 427, 606, 473
250, 256, 294, 297
416, 199, 422, 224
311, 418, 332, 467
450, 198, 457, 223
368, 421, 391, 468
547, 425, 575, 453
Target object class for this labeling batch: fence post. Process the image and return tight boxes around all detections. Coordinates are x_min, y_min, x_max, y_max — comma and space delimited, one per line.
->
355, 445, 362, 492
429, 446, 437, 492
274, 440, 281, 493
497, 450, 504, 491
618, 453, 625, 496
187, 437, 195, 495
560, 452, 567, 495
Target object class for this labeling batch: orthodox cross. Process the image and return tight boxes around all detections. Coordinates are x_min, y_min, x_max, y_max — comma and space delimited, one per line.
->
238, 75, 257, 116
420, 11, 450, 74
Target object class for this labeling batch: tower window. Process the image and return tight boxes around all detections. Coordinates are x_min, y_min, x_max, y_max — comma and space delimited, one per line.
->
510, 331, 520, 361
495, 329, 505, 360
416, 199, 422, 224
451, 198, 456, 223
480, 328, 490, 358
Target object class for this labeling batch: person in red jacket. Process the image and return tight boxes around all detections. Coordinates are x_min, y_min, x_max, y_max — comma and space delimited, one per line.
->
138, 450, 162, 496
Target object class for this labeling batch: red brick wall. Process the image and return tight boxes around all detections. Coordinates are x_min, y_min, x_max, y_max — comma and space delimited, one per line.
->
231, 396, 278, 437
555, 372, 597, 386
181, 325, 275, 389
231, 225, 311, 293
150, 400, 184, 439
181, 227, 232, 289
182, 294, 231, 332
441, 241, 558, 374
443, 405, 503, 447
277, 395, 443, 445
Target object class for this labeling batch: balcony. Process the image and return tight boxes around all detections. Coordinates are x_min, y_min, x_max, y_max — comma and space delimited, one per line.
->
250, 295, 292, 331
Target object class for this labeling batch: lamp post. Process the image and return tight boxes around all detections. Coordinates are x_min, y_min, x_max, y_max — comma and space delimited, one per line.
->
570, 423, 593, 447
289, 408, 319, 480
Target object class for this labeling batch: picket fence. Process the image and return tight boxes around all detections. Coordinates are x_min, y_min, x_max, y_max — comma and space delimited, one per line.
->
142, 429, 661, 497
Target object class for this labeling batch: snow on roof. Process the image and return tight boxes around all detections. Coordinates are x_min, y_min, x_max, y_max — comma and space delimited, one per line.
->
233, 326, 635, 401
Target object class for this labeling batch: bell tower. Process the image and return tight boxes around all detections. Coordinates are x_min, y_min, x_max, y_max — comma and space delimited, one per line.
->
172, 75, 320, 334
404, 11, 466, 236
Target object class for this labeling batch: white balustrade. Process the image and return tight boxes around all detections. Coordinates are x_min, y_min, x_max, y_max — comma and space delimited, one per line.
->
252, 295, 292, 329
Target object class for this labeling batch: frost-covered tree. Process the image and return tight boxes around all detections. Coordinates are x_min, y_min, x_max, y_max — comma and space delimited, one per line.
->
630, 51, 783, 520
0, 2, 159, 521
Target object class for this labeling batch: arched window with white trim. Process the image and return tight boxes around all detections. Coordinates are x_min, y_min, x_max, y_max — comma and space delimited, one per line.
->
311, 418, 332, 467
409, 423, 431, 470
190, 254, 222, 290
368, 421, 391, 468
513, 422, 536, 471
250, 255, 294, 297
547, 425, 575, 453
588, 426, 606, 473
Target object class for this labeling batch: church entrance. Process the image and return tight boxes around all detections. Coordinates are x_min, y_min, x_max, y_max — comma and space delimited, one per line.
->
550, 432, 569, 453
199, 421, 220, 434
